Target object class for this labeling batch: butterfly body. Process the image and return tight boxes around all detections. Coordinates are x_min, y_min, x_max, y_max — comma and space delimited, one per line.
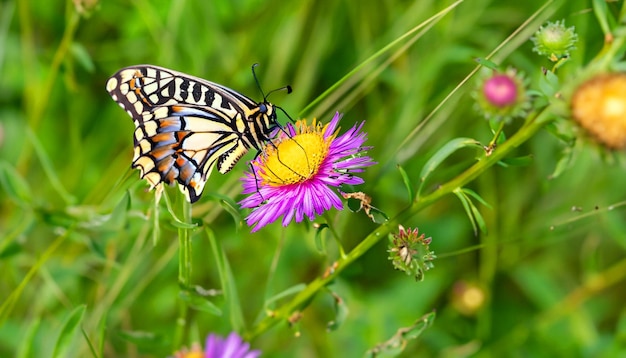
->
106, 65, 278, 202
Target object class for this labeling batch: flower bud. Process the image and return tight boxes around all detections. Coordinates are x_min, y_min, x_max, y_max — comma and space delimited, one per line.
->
473, 69, 530, 122
388, 225, 436, 281
531, 20, 578, 61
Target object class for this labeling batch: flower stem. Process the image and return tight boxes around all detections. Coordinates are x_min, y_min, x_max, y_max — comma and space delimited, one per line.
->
323, 211, 346, 258
174, 198, 192, 349
488, 121, 506, 150
246, 106, 555, 340
178, 199, 192, 287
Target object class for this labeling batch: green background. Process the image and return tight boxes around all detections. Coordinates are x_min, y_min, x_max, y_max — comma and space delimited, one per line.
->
2, 0, 626, 356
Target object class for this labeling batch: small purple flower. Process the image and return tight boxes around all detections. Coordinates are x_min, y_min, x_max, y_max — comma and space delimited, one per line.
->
173, 332, 260, 358
482, 74, 517, 107
473, 68, 530, 123
205, 332, 260, 358
240, 112, 375, 232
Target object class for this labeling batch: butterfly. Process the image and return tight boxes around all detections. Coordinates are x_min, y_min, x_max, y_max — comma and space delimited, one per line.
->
105, 65, 282, 203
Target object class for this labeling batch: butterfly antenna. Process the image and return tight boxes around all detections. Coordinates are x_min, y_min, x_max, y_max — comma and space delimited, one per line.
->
266, 85, 293, 97
251, 64, 305, 173
252, 63, 267, 100
252, 63, 293, 101
276, 105, 295, 123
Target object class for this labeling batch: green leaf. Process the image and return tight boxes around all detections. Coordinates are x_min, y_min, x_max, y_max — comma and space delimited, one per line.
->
17, 318, 40, 358
396, 164, 413, 203
346, 197, 361, 212
454, 188, 486, 235
365, 312, 436, 357
369, 207, 389, 224
0, 241, 22, 260
474, 57, 499, 71
461, 188, 492, 209
221, 199, 242, 226
418, 138, 482, 197
326, 290, 348, 331
82, 327, 99, 358
550, 146, 575, 179
265, 283, 306, 307
161, 187, 196, 230
70, 42, 95, 73
616, 310, 626, 337
26, 128, 75, 204
118, 330, 169, 352
102, 191, 130, 231
170, 219, 198, 229
97, 313, 107, 358
206, 227, 245, 331
488, 120, 506, 144
152, 194, 161, 246
179, 289, 222, 315
544, 120, 577, 144
343, 192, 389, 224
592, 0, 611, 36
538, 70, 560, 98
469, 201, 487, 235
52, 305, 86, 358
314, 223, 329, 254
499, 154, 534, 167
0, 161, 32, 205
206, 192, 242, 226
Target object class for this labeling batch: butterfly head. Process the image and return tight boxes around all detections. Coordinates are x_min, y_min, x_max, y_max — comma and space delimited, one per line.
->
255, 101, 280, 140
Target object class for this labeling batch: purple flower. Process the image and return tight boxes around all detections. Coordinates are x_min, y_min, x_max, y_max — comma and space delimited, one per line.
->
473, 68, 530, 123
205, 332, 260, 358
240, 112, 375, 232
482, 74, 518, 107
173, 332, 260, 358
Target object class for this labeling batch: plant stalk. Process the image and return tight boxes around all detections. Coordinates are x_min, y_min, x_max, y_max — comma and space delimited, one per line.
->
246, 106, 554, 339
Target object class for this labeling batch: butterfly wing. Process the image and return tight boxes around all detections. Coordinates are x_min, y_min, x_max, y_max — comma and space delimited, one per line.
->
106, 65, 276, 202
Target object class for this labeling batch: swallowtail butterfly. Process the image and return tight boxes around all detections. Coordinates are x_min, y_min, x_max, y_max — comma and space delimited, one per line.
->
106, 65, 281, 203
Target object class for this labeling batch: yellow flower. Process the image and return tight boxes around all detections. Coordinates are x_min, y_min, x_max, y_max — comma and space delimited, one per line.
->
571, 73, 626, 149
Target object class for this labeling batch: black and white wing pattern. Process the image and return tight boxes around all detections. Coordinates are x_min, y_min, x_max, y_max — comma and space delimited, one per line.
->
106, 65, 279, 202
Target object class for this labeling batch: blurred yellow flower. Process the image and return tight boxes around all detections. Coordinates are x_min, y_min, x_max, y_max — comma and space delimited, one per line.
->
571, 73, 626, 149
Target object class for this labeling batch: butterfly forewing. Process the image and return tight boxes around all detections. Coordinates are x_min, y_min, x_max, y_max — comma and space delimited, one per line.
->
106, 65, 278, 203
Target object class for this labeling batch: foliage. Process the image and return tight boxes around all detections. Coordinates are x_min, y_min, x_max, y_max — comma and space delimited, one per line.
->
2, 0, 626, 357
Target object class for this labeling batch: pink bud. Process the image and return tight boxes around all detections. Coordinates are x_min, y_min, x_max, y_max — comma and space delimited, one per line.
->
483, 74, 518, 107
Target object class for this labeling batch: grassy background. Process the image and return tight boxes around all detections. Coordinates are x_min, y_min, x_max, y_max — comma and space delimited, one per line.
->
2, 0, 626, 356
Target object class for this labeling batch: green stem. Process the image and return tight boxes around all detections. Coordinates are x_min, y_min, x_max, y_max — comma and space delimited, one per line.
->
174, 198, 192, 349
246, 107, 554, 340
17, 4, 81, 171
323, 211, 346, 258
0, 228, 69, 324
178, 199, 192, 287
488, 121, 506, 149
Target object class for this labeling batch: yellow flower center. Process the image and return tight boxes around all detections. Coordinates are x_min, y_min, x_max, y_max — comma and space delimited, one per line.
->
173, 344, 203, 358
182, 353, 203, 358
259, 120, 333, 186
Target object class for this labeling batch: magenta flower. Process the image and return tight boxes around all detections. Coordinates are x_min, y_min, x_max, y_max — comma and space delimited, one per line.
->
173, 332, 259, 358
482, 74, 518, 107
240, 112, 375, 232
473, 68, 530, 123
205, 332, 260, 358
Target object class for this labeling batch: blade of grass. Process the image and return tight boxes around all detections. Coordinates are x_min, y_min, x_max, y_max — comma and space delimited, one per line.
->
52, 305, 86, 358
206, 227, 245, 332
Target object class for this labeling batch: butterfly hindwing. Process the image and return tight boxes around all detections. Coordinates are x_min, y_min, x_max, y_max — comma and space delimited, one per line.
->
106, 65, 278, 202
